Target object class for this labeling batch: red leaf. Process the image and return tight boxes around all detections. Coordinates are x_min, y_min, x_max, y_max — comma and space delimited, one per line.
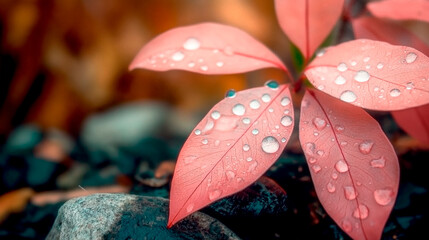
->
168, 83, 294, 227
352, 16, 429, 56
367, 0, 429, 23
129, 22, 287, 74
274, 0, 344, 60
299, 90, 399, 240
305, 39, 429, 110
392, 104, 429, 146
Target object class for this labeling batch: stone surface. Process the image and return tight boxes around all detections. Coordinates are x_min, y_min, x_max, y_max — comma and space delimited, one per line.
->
47, 193, 240, 240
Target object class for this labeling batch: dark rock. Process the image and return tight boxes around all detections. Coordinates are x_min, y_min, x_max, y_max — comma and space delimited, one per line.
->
47, 193, 240, 240
2, 125, 42, 154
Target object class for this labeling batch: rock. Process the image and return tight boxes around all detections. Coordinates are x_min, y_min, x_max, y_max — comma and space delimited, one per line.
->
47, 193, 240, 240
3, 125, 42, 154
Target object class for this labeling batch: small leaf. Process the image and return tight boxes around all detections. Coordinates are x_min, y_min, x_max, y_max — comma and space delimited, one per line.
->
129, 22, 287, 74
305, 39, 429, 110
168, 83, 294, 227
274, 0, 344, 60
352, 16, 429, 56
367, 0, 429, 23
392, 104, 429, 146
299, 90, 399, 240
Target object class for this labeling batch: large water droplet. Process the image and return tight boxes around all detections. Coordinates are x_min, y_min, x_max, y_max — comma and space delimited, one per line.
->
312, 165, 322, 173
370, 156, 386, 168
252, 129, 259, 135
186, 203, 195, 213
226, 171, 236, 181
249, 99, 261, 109
243, 144, 250, 152
335, 75, 346, 85
211, 110, 221, 120
265, 80, 279, 89
261, 94, 271, 103
183, 37, 201, 50
216, 61, 224, 67
281, 97, 291, 106
312, 117, 327, 130
344, 186, 357, 200
232, 104, 246, 116
261, 136, 280, 153
353, 204, 369, 219
359, 140, 374, 154
194, 129, 201, 135
171, 51, 185, 61
209, 189, 222, 200
389, 88, 401, 97
335, 160, 349, 173
327, 182, 336, 193
354, 70, 370, 82
374, 188, 394, 206
342, 220, 352, 233
405, 52, 417, 63
340, 90, 357, 103
337, 62, 348, 72
281, 116, 293, 127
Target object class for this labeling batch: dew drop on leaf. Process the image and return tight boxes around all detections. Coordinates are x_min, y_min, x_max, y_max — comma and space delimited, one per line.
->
370, 156, 386, 168
363, 56, 370, 62
406, 82, 414, 90
405, 52, 417, 63
223, 46, 234, 56
261, 93, 271, 103
252, 129, 259, 135
232, 104, 246, 116
246, 157, 253, 162
183, 37, 201, 50
265, 80, 279, 89
194, 129, 201, 135
340, 90, 357, 103
337, 62, 348, 72
211, 110, 221, 120
281, 116, 293, 127
377, 63, 384, 69
202, 139, 208, 145
342, 220, 352, 232
332, 172, 338, 179
335, 75, 346, 85
186, 203, 195, 213
243, 144, 250, 152
172, 51, 185, 61
242, 118, 251, 124
335, 160, 349, 173
261, 136, 280, 153
373, 188, 394, 206
249, 99, 261, 109
354, 70, 370, 82
359, 140, 374, 154
281, 97, 291, 106
200, 65, 208, 71
389, 88, 401, 97
327, 182, 336, 193
226, 171, 235, 181
281, 137, 287, 143
304, 142, 316, 155
188, 62, 195, 68
353, 204, 369, 219
344, 186, 357, 200
216, 61, 224, 67
312, 117, 327, 130
248, 161, 258, 172
312, 165, 322, 173
208, 189, 222, 200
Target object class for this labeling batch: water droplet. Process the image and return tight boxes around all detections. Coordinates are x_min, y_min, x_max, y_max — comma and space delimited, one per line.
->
332, 172, 338, 179
354, 70, 370, 82
281, 116, 293, 127
344, 186, 357, 200
374, 188, 394, 206
248, 99, 261, 110
342, 220, 352, 232
327, 182, 336, 193
211, 111, 221, 120
389, 88, 401, 97
203, 119, 214, 132
312, 117, 327, 130
184, 155, 197, 164
183, 37, 200, 50
334, 75, 346, 85
370, 156, 386, 168
281, 137, 287, 143
351, 61, 357, 66
377, 63, 384, 69
198, 58, 204, 63
304, 142, 316, 155
406, 82, 414, 90
225, 89, 236, 98
202, 139, 208, 145
252, 129, 259, 135
268, 108, 274, 113
359, 140, 374, 154
337, 62, 348, 72
200, 65, 208, 71
309, 158, 317, 164
242, 118, 251, 124
243, 144, 250, 151
194, 129, 201, 135
216, 61, 224, 67
171, 51, 185, 61
340, 141, 348, 146
317, 150, 324, 156
209, 189, 222, 200
232, 104, 246, 116
186, 203, 194, 213
248, 161, 258, 172
340, 90, 357, 103
353, 204, 369, 219
363, 57, 370, 62
313, 132, 319, 136
214, 140, 220, 146
312, 165, 322, 173
188, 62, 195, 68
265, 80, 279, 89
316, 49, 326, 57
261, 94, 271, 103
224, 46, 234, 56
261, 136, 280, 153
335, 160, 349, 173
317, 85, 325, 90
280, 97, 291, 107
335, 125, 345, 133
226, 171, 235, 181
405, 52, 417, 63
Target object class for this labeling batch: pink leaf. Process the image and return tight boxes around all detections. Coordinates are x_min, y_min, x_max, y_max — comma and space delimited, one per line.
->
305, 39, 429, 111
129, 22, 287, 74
367, 0, 429, 23
274, 0, 344, 60
168, 83, 294, 227
299, 90, 399, 240
352, 16, 429, 56
392, 104, 429, 145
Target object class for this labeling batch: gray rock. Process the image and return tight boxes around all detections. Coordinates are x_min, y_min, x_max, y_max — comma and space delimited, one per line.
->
47, 193, 240, 240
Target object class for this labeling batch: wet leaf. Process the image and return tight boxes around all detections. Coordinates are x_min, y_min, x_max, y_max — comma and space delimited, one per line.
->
305, 39, 429, 110
129, 22, 287, 74
274, 0, 344, 60
168, 83, 294, 227
392, 104, 429, 146
299, 90, 399, 240
367, 0, 429, 23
